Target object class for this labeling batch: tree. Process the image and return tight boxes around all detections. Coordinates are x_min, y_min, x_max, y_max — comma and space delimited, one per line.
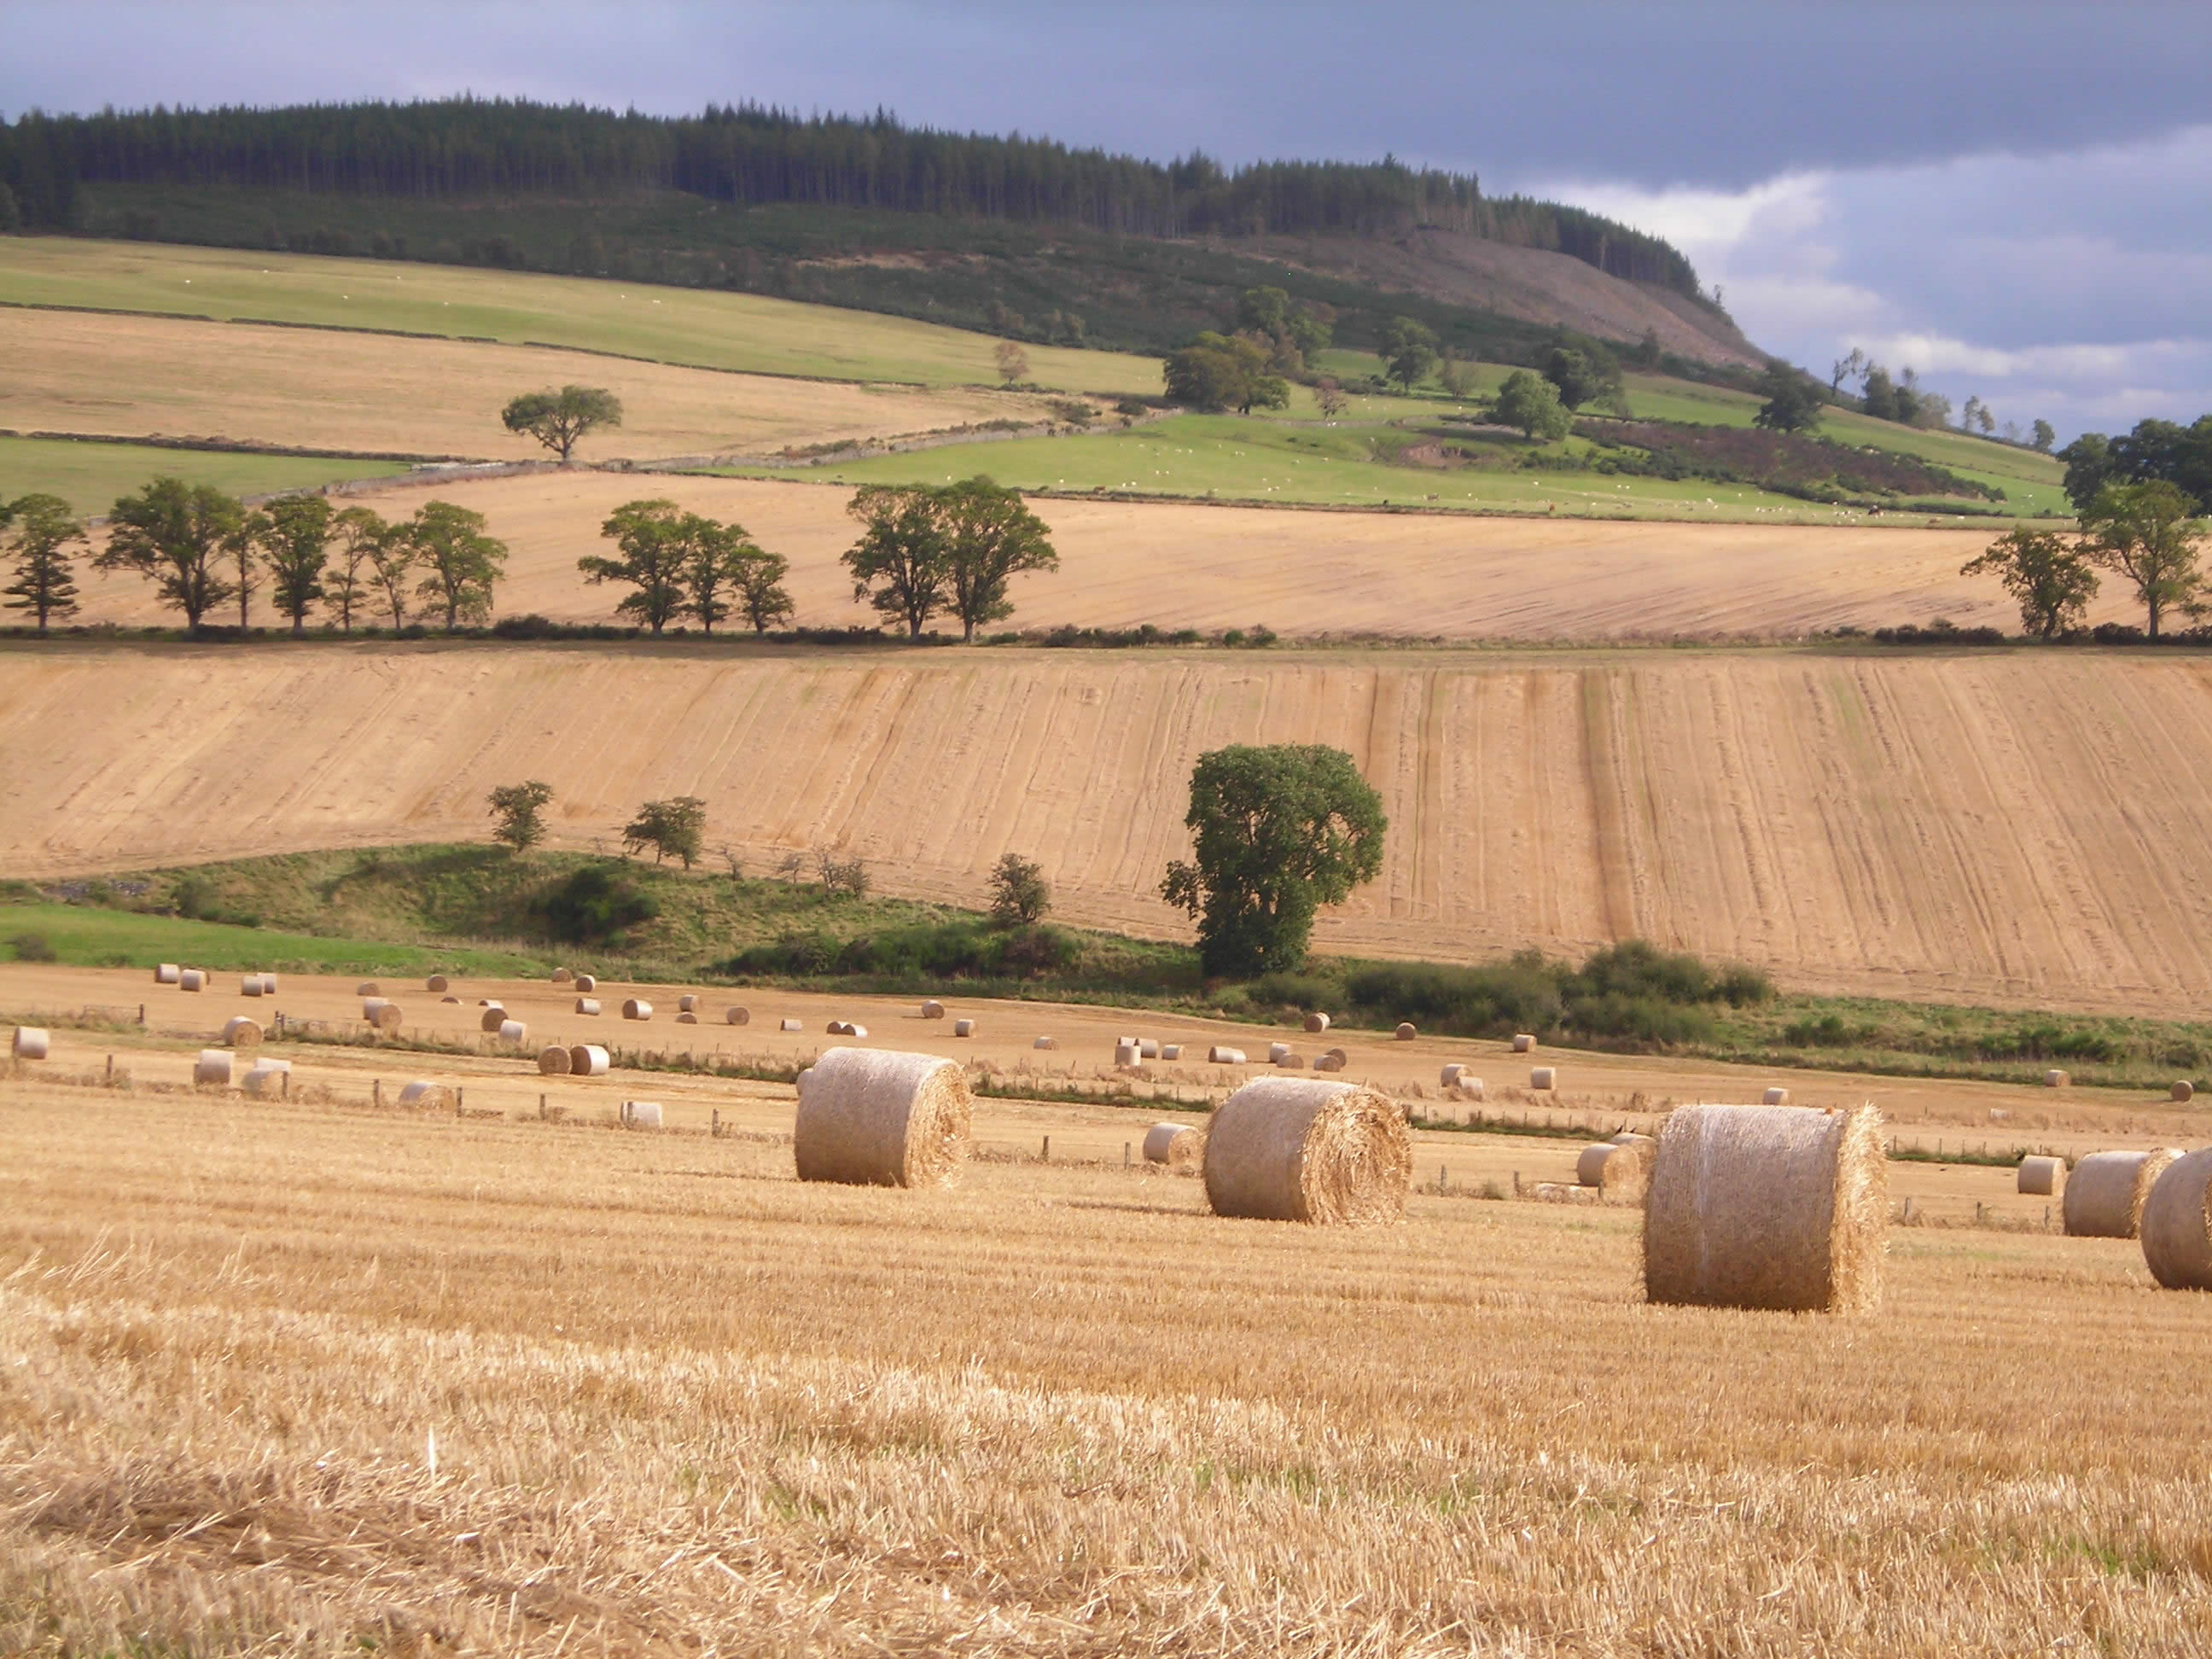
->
1237, 286, 1292, 336
366, 515, 417, 630
1829, 348, 1867, 396
2079, 480, 2205, 640
939, 476, 1059, 642
500, 384, 622, 463
2058, 433, 2118, 512
1859, 364, 1898, 422
1161, 744, 1387, 978
1436, 353, 1478, 399
1314, 377, 1348, 420
248, 493, 335, 634
322, 505, 387, 632
2032, 419, 2057, 453
1163, 332, 1287, 413
1379, 317, 1438, 392
1959, 395, 1985, 434
674, 513, 783, 635
486, 780, 553, 853
1752, 359, 1823, 433
623, 795, 707, 868
406, 499, 507, 631
988, 853, 1051, 925
730, 540, 795, 634
1, 492, 84, 631
1960, 528, 2098, 640
1542, 344, 1617, 411
226, 513, 259, 630
844, 483, 949, 637
2110, 414, 2212, 511
1493, 370, 1571, 441
97, 477, 244, 632
1976, 404, 1997, 437
993, 340, 1030, 386
581, 498, 690, 633
1632, 328, 1662, 370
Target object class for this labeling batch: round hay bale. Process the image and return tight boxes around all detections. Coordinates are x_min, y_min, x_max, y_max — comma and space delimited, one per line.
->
538, 1045, 572, 1075
551, 967, 573, 985
782, 1018, 805, 1033
194, 1049, 233, 1086
1032, 1035, 1055, 1050
397, 1080, 451, 1109
1394, 1022, 1417, 1041
2063, 1149, 2180, 1238
794, 1047, 971, 1188
1115, 1039, 1141, 1068
1159, 1043, 1181, 1061
1267, 1041, 1291, 1063
1313, 1052, 1346, 1073
677, 1011, 698, 1025
1303, 1011, 1331, 1033
622, 998, 653, 1022
1611, 1131, 1657, 1152
1762, 1086, 1790, 1106
921, 999, 946, 1020
369, 1003, 402, 1032
221, 1016, 263, 1048
427, 975, 450, 993
574, 998, 601, 1016
241, 975, 264, 998
1441, 1063, 1466, 1089
2174, 1080, 2196, 1103
1208, 1045, 1246, 1065
179, 969, 206, 992
1138, 1039, 1161, 1060
1202, 1077, 1412, 1225
953, 1018, 975, 1038
1644, 1103, 1887, 1313
1144, 1122, 1203, 1166
440, 995, 460, 1004
678, 994, 699, 1013
242, 1063, 290, 1097
827, 1020, 849, 1036
2017, 1155, 2064, 1196
568, 1045, 610, 1078
259, 974, 277, 996
1580, 1139, 1650, 1202
2141, 1149, 2212, 1289
1576, 1143, 1616, 1186
623, 1101, 664, 1130
478, 998, 502, 1009
726, 1006, 750, 1026
1511, 1033, 1534, 1054
574, 974, 597, 993
13, 1026, 49, 1060
1529, 1066, 1557, 1091
1277, 1053, 1307, 1069
497, 1019, 527, 1044
2045, 1068, 2069, 1088
362, 997, 389, 1021
480, 1007, 509, 1033
846, 1022, 869, 1039
154, 963, 180, 985
355, 981, 379, 996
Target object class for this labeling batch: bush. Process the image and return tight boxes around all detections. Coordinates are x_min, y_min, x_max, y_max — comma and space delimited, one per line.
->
1245, 969, 1343, 1016
544, 864, 659, 944
8, 931, 55, 963
725, 919, 1077, 981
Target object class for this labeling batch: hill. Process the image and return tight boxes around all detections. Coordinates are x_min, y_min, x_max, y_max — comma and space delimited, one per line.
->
8, 639, 2211, 1017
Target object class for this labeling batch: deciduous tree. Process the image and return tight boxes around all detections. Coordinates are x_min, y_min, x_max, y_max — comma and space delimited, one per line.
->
623, 795, 707, 868
486, 780, 553, 853
843, 483, 949, 637
993, 340, 1030, 385
1, 492, 84, 631
500, 384, 622, 463
248, 493, 335, 634
322, 505, 388, 632
406, 499, 507, 631
1379, 317, 1438, 392
2032, 418, 2056, 453
581, 498, 690, 633
97, 476, 244, 632
1493, 370, 1570, 441
1752, 359, 1824, 433
1960, 528, 2098, 640
988, 853, 1051, 925
1163, 332, 1287, 413
939, 476, 1058, 642
2080, 480, 2205, 639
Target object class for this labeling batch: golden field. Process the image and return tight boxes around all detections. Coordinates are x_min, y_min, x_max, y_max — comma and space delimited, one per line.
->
9, 643, 2212, 1016
4, 965, 2211, 1655
67, 469, 2103, 639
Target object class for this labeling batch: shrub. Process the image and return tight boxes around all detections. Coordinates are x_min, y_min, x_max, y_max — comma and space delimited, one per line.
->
544, 864, 659, 944
8, 931, 55, 962
988, 853, 1051, 926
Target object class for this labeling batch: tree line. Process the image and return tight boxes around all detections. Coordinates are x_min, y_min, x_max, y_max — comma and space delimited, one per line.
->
0, 97, 1702, 294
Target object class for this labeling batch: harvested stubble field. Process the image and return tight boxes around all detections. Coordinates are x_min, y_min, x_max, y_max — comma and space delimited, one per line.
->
62, 469, 2077, 638
5, 993, 2212, 1655
9, 643, 2212, 1016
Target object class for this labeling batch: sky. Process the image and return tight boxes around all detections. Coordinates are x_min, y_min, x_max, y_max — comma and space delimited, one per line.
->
7, 1, 2207, 440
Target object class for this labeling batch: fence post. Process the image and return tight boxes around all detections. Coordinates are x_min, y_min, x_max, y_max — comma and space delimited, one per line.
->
374, 1078, 382, 1108
1041, 1135, 1050, 1161
1124, 1141, 1131, 1167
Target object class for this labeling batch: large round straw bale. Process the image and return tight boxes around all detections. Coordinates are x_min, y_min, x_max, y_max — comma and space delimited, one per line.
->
1529, 1066, 1557, 1091
793, 1047, 971, 1188
677, 993, 699, 1013
1202, 1078, 1412, 1225
221, 1016, 262, 1048
154, 963, 180, 985
1268, 1041, 1291, 1063
243, 1063, 290, 1097
568, 1044, 610, 1077
2140, 1149, 2212, 1289
726, 1005, 750, 1026
538, 1045, 573, 1075
783, 1018, 805, 1033
1643, 1103, 1887, 1313
2173, 1080, 2196, 1103
623, 1101, 664, 1130
370, 1003, 402, 1032
1580, 1139, 1650, 1202
1144, 1122, 1203, 1166
427, 975, 450, 993
574, 974, 597, 993
241, 975, 264, 998
13, 1026, 49, 1060
677, 1011, 698, 1025
1277, 1053, 1307, 1068
1115, 1039, 1141, 1067
259, 974, 277, 995
397, 1080, 451, 1109
498, 1020, 527, 1044
2017, 1155, 2064, 1196
1159, 1043, 1180, 1060
1441, 1063, 1466, 1088
575, 997, 601, 1016
1313, 1051, 1346, 1072
2045, 1068, 2069, 1088
1208, 1045, 1246, 1064
1611, 1131, 1657, 1153
362, 997, 389, 1021
440, 996, 461, 1005
1303, 1011, 1331, 1033
480, 1007, 509, 1033
551, 967, 573, 985
1138, 1039, 1161, 1060
1762, 1086, 1790, 1105
2063, 1149, 2180, 1238
1511, 1033, 1534, 1053
953, 1018, 975, 1038
478, 998, 502, 1008
922, 999, 946, 1020
1576, 1143, 1616, 1186
179, 969, 206, 992
1394, 1022, 1417, 1041
622, 998, 653, 1021
194, 1049, 233, 1086
1032, 1035, 1054, 1050
355, 981, 378, 996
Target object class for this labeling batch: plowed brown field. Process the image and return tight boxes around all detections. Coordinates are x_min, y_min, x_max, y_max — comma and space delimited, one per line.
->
9, 642, 2212, 1016
73, 469, 2090, 638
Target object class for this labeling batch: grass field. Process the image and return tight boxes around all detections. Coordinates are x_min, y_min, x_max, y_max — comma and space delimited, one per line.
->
0, 434, 412, 518
3, 985, 2208, 1655
0, 236, 1164, 395
9, 641, 2212, 1017
0, 901, 544, 978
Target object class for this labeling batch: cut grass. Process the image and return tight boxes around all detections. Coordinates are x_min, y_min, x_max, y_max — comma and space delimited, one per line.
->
0, 434, 411, 518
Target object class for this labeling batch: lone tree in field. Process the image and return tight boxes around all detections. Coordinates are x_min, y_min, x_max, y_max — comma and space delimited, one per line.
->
844, 483, 951, 637
2, 493, 85, 631
988, 853, 1051, 926
98, 476, 246, 632
1378, 317, 1439, 393
583, 498, 690, 633
1163, 332, 1288, 414
1493, 370, 1571, 441
1961, 527, 2099, 640
1752, 359, 1824, 433
1161, 743, 1388, 977
247, 493, 335, 635
2079, 480, 2206, 639
624, 795, 707, 868
322, 505, 391, 632
487, 780, 554, 853
406, 499, 508, 631
993, 340, 1030, 386
501, 385, 623, 464
940, 476, 1058, 641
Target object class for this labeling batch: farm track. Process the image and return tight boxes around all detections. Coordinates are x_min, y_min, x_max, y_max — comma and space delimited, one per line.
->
7, 643, 2212, 1016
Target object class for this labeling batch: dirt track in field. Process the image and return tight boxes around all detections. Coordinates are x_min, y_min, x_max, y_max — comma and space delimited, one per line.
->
70, 469, 2094, 639
9, 642, 2212, 1016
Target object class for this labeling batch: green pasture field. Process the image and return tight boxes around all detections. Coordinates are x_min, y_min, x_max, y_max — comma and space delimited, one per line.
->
0, 902, 539, 978
0, 236, 1162, 396
0, 435, 411, 519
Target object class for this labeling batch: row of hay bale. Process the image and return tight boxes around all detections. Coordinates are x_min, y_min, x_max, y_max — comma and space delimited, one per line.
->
538, 1044, 611, 1076
155, 964, 210, 992
2018, 1144, 2212, 1289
